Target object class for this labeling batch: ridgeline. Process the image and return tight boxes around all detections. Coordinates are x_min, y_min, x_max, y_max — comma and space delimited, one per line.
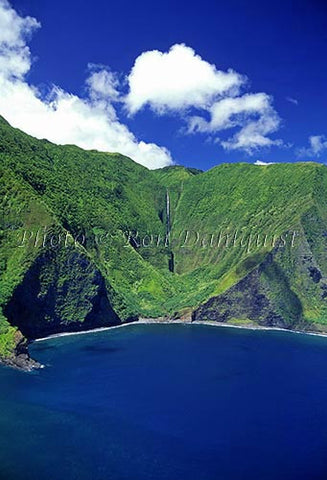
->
1, 116, 327, 367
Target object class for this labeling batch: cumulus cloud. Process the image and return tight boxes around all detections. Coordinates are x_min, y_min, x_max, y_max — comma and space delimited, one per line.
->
298, 135, 327, 158
0, 1, 283, 162
86, 67, 121, 102
0, 0, 172, 169
125, 44, 282, 153
0, 0, 40, 79
125, 44, 243, 114
190, 93, 271, 132
221, 101, 281, 152
188, 93, 281, 152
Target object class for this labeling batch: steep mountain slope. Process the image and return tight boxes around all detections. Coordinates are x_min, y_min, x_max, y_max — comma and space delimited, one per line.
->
0, 117, 176, 366
1, 116, 327, 367
168, 162, 327, 316
153, 162, 327, 327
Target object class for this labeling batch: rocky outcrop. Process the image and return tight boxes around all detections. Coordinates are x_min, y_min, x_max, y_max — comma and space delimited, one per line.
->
192, 250, 305, 330
4, 247, 121, 339
0, 330, 41, 371
192, 268, 287, 327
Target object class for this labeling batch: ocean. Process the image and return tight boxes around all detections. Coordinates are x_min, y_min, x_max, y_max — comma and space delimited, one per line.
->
1, 323, 327, 480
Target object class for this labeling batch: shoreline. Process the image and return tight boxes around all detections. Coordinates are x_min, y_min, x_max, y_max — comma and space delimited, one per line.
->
34, 319, 189, 342
33, 318, 327, 343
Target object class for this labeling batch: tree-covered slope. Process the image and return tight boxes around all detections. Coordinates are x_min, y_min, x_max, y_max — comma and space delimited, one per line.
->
168, 163, 323, 303
151, 161, 327, 327
1, 116, 327, 367
0, 117, 176, 365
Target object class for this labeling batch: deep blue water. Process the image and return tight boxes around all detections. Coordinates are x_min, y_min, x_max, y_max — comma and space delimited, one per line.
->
1, 324, 327, 480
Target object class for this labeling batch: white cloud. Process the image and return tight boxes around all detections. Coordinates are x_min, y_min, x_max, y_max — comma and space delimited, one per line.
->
0, 1, 283, 162
0, 0, 40, 79
86, 66, 120, 102
125, 44, 281, 153
254, 160, 275, 166
206, 93, 271, 131
298, 135, 327, 158
125, 44, 244, 114
188, 93, 281, 153
0, 0, 172, 169
221, 103, 281, 152
0, 0, 39, 47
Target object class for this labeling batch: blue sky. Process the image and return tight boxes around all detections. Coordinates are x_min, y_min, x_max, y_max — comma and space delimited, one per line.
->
1, 0, 327, 170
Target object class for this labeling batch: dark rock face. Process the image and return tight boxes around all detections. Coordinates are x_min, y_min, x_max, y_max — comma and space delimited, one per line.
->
192, 268, 287, 328
192, 251, 304, 329
4, 248, 121, 339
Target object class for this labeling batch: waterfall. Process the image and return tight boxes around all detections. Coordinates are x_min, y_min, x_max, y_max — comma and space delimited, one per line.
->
166, 188, 170, 237
166, 189, 174, 272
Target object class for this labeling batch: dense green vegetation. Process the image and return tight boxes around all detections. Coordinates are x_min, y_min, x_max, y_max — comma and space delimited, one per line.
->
1, 115, 327, 363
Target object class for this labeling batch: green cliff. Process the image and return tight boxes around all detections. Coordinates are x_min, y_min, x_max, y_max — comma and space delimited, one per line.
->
1, 116, 327, 367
